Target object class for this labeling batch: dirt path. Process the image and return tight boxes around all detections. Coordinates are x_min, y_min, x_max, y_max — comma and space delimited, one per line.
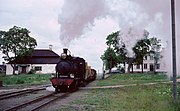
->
81, 81, 172, 90
81, 78, 180, 90
177, 78, 180, 82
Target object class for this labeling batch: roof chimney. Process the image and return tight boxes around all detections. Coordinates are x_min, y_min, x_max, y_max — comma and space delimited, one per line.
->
49, 45, 53, 50
63, 48, 68, 55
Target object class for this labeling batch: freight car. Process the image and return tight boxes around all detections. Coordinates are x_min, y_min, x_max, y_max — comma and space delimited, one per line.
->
50, 48, 96, 92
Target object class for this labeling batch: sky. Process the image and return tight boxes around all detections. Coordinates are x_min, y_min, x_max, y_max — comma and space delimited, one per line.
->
0, 0, 179, 75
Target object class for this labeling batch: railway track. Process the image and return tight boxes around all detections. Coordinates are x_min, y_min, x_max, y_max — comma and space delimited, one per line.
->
0, 87, 46, 100
4, 92, 69, 111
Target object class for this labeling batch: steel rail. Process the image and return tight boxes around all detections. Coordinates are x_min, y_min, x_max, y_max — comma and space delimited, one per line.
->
31, 93, 69, 111
4, 93, 55, 111
0, 88, 45, 100
4, 92, 70, 111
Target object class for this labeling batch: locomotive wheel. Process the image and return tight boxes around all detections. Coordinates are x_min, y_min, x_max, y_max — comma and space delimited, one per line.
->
60, 86, 68, 92
69, 81, 78, 92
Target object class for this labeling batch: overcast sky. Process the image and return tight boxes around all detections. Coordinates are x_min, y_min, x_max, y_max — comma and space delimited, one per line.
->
0, 0, 179, 75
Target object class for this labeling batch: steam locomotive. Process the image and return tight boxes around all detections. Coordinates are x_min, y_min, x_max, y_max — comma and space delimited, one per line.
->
50, 48, 96, 92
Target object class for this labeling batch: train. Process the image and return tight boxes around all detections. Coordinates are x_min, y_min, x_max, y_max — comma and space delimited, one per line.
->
50, 48, 97, 92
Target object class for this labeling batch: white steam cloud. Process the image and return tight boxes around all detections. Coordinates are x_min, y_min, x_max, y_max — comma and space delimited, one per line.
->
58, 0, 180, 75
58, 0, 108, 46
120, 27, 145, 57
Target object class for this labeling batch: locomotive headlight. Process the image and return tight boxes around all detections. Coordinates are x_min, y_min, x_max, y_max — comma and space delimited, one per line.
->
61, 53, 67, 59
70, 74, 75, 78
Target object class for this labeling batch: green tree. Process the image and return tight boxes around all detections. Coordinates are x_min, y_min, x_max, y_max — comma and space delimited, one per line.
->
149, 37, 162, 74
105, 31, 127, 69
101, 47, 117, 73
132, 38, 151, 73
116, 43, 127, 68
0, 26, 37, 74
106, 31, 120, 50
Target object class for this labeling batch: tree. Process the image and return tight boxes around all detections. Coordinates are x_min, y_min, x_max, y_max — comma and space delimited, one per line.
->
132, 38, 151, 73
0, 26, 37, 74
149, 37, 162, 74
117, 43, 127, 68
101, 47, 117, 74
106, 31, 120, 50
106, 31, 127, 69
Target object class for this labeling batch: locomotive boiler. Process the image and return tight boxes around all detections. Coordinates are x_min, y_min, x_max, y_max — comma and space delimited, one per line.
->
50, 48, 96, 92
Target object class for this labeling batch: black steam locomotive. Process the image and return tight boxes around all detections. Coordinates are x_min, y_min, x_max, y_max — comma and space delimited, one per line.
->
50, 49, 96, 92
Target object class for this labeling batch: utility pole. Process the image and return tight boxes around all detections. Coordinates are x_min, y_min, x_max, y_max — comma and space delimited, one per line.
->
102, 60, 105, 79
171, 0, 177, 100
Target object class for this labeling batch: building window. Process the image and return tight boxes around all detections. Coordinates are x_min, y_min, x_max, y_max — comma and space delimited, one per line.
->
144, 64, 147, 69
144, 56, 147, 60
150, 55, 154, 60
156, 64, 160, 69
34, 66, 42, 71
15, 66, 18, 71
136, 65, 140, 69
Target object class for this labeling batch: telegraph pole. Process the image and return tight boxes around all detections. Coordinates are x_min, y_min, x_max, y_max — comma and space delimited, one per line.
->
171, 0, 177, 100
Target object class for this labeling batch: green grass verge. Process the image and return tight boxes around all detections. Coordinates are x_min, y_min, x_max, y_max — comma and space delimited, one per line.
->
62, 83, 180, 111
0, 73, 51, 86
59, 73, 179, 111
97, 73, 169, 86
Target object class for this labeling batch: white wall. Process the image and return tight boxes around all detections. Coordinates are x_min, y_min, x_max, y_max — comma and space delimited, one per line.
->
6, 64, 29, 75
6, 64, 56, 75
32, 64, 56, 74
6, 64, 13, 75
125, 55, 167, 73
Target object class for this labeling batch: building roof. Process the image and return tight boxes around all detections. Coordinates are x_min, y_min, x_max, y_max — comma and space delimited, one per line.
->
31, 49, 59, 57
8, 49, 60, 64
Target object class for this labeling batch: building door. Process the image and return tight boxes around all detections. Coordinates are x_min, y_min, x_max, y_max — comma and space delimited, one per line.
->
21, 66, 26, 74
149, 64, 154, 72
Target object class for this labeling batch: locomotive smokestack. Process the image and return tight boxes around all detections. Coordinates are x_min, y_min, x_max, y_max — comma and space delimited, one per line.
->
63, 48, 68, 55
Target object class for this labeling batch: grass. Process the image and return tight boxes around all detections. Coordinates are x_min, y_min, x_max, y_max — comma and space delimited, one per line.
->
59, 73, 180, 111
97, 73, 169, 86
0, 73, 51, 86
68, 83, 180, 111
177, 75, 180, 79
